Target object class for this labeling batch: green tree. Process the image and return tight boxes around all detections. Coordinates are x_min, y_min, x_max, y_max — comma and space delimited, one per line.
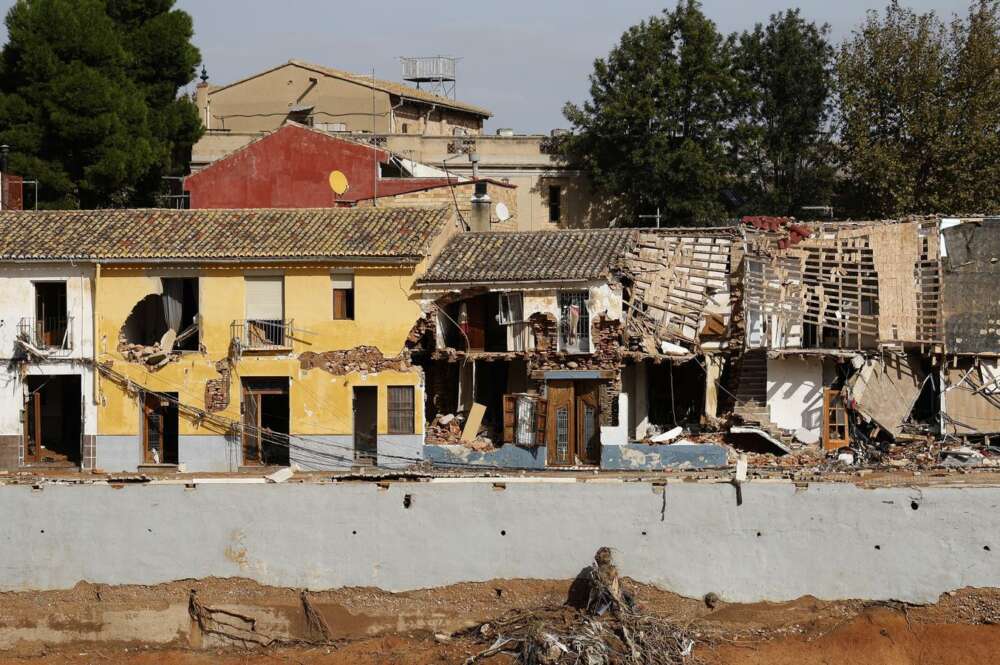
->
560, 0, 740, 226
835, 1, 985, 218
947, 0, 1000, 212
734, 10, 836, 215
0, 0, 201, 208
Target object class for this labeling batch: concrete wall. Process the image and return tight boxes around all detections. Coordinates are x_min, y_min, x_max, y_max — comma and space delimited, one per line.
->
2, 479, 999, 604
766, 356, 824, 437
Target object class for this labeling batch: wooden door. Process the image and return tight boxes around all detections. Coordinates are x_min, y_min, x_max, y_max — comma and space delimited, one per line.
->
546, 380, 576, 466
822, 388, 849, 450
575, 382, 601, 466
242, 388, 262, 464
464, 298, 486, 351
24, 390, 40, 464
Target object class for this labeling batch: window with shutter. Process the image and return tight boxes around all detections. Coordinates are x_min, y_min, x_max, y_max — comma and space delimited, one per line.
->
331, 272, 355, 320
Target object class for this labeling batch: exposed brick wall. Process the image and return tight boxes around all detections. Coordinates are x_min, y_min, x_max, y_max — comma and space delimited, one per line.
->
205, 359, 231, 413
299, 346, 415, 375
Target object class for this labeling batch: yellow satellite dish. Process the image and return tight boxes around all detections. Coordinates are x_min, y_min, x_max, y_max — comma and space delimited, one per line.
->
329, 170, 349, 195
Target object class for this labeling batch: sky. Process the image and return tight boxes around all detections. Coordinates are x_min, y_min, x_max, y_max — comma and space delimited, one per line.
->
2, 0, 974, 133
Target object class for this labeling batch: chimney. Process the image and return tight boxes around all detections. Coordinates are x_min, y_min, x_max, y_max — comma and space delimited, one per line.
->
195, 65, 211, 130
469, 180, 491, 232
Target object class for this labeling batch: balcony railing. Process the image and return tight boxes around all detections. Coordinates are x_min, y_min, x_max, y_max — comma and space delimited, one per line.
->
231, 319, 293, 351
18, 316, 72, 352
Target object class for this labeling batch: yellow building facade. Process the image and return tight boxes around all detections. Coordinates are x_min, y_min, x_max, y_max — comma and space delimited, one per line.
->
0, 206, 456, 472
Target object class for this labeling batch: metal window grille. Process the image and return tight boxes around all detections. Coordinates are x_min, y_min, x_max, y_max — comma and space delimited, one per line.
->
515, 395, 536, 446
556, 406, 569, 463
388, 386, 415, 434
559, 291, 589, 353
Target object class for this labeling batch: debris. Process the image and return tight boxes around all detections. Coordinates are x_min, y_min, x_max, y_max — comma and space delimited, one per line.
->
465, 547, 697, 664
837, 451, 856, 465
462, 403, 487, 442
794, 428, 820, 445
728, 426, 792, 455
264, 467, 294, 483
650, 426, 683, 444
703, 592, 720, 609
438, 413, 456, 425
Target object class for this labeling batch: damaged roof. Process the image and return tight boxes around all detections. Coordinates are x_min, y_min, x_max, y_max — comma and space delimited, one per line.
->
0, 207, 453, 263
417, 229, 637, 285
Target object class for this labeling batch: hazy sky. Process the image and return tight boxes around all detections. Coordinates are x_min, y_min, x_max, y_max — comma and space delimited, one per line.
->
2, 0, 973, 133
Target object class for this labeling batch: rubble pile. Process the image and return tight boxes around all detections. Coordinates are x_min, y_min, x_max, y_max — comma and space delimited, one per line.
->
465, 548, 698, 665
425, 413, 495, 451
299, 346, 411, 375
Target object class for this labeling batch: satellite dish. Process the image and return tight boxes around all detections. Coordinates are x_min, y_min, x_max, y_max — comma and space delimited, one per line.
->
495, 202, 511, 222
328, 170, 349, 195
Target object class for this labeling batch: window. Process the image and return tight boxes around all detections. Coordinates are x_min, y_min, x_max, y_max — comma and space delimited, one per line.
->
33, 281, 67, 348
401, 122, 409, 134
388, 386, 415, 434
558, 291, 590, 353
244, 276, 285, 347
331, 272, 355, 320
548, 185, 562, 223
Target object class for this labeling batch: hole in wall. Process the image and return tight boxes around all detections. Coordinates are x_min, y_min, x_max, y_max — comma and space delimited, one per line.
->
495, 588, 503, 598
911, 501, 919, 511
641, 531, 647, 536
874, 545, 881, 550
500, 530, 507, 536
352, 530, 357, 535
39, 529, 44, 534
756, 532, 762, 537
403, 494, 413, 509
985, 545, 991, 552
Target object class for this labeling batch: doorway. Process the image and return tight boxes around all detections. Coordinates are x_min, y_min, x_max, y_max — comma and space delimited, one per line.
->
143, 392, 178, 465
242, 378, 290, 466
24, 375, 81, 466
353, 386, 378, 464
545, 380, 601, 466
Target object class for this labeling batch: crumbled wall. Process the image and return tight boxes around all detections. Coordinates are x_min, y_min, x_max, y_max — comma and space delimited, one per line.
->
204, 359, 231, 413
299, 346, 415, 375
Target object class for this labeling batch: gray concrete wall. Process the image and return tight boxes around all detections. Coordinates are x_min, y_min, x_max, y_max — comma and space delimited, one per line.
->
178, 435, 241, 472
94, 436, 140, 471
1, 479, 998, 604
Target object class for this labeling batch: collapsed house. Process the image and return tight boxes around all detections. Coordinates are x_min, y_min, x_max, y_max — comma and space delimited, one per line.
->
735, 216, 1000, 454
412, 227, 736, 469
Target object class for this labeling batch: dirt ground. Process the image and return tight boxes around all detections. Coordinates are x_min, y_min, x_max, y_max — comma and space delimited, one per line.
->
3, 579, 1000, 664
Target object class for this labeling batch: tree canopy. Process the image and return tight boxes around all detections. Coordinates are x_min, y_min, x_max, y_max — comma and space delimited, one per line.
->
734, 9, 836, 216
560, 0, 740, 226
0, 0, 202, 208
563, 0, 1000, 224
837, 0, 1000, 217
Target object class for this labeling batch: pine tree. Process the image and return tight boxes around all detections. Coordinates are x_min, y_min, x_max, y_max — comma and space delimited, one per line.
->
0, 0, 201, 208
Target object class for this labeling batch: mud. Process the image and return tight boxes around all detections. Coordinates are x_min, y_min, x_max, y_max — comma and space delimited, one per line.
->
2, 579, 1000, 664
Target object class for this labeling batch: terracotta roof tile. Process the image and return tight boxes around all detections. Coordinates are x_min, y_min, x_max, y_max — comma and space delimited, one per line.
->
0, 207, 452, 262
417, 229, 637, 285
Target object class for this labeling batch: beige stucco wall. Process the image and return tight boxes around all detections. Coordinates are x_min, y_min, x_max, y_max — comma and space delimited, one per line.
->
204, 64, 394, 134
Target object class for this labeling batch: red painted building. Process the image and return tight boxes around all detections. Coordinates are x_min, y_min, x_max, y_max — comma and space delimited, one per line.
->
185, 123, 459, 209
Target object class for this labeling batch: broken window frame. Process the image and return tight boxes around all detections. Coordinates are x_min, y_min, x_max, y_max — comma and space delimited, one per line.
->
241, 275, 289, 350
331, 271, 355, 321
497, 292, 528, 351
162, 277, 201, 353
387, 386, 415, 434
24, 281, 70, 351
558, 290, 590, 354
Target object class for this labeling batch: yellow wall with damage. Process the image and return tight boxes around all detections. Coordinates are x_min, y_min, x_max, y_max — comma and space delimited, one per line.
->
95, 263, 427, 440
